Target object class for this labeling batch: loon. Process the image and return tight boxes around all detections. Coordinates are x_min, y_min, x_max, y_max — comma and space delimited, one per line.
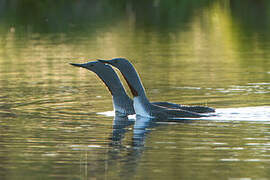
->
70, 61, 134, 116
98, 58, 215, 119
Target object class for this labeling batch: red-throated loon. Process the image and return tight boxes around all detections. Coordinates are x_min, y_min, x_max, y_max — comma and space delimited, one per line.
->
70, 61, 134, 116
98, 58, 215, 119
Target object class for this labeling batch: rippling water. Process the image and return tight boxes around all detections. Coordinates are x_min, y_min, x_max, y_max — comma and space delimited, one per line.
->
0, 1, 270, 180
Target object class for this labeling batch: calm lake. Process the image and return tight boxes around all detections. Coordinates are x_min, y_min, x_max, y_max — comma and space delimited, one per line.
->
0, 1, 270, 180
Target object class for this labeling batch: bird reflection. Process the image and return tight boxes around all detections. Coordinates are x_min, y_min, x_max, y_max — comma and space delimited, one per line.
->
132, 115, 157, 147
109, 114, 158, 147
110, 115, 195, 146
110, 114, 135, 143
106, 115, 194, 179
106, 115, 157, 179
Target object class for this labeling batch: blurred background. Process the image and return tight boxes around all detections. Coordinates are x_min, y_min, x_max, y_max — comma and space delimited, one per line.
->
0, 1, 270, 180
0, 0, 269, 109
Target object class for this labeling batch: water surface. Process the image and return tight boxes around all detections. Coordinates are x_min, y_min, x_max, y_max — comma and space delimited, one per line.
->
0, 1, 270, 180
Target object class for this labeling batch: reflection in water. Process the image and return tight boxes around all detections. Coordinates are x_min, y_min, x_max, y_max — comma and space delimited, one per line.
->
110, 115, 134, 143
106, 114, 195, 179
132, 115, 156, 147
107, 115, 158, 179
1, 0, 270, 180
107, 115, 139, 179
98, 107, 270, 180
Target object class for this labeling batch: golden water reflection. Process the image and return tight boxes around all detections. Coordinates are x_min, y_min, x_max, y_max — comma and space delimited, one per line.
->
0, 1, 270, 180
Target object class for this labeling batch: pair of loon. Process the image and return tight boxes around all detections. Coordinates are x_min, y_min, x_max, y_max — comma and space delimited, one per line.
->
70, 58, 215, 119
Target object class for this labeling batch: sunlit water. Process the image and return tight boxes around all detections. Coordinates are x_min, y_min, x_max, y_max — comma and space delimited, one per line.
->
0, 1, 270, 180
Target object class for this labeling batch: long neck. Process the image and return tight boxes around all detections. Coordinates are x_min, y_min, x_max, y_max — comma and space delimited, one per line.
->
121, 64, 150, 104
99, 75, 134, 115
96, 70, 134, 111
99, 75, 126, 97
97, 70, 128, 97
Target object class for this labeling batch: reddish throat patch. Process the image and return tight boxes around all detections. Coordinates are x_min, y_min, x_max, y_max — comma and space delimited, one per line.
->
122, 74, 138, 97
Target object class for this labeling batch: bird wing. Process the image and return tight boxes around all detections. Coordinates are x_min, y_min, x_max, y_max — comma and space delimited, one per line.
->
149, 104, 206, 119
152, 101, 215, 113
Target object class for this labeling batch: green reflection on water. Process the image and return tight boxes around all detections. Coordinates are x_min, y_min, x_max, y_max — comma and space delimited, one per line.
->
0, 1, 270, 180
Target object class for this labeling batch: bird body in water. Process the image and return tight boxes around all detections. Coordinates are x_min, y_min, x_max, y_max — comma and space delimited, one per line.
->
70, 59, 215, 118
98, 58, 215, 119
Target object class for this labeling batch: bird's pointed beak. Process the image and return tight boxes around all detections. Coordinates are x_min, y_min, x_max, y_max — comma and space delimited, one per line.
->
69, 63, 86, 68
97, 59, 111, 65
